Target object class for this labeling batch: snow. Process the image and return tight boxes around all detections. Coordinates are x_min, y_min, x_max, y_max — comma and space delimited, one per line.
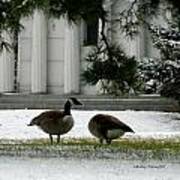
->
0, 110, 180, 179
0, 156, 180, 180
0, 109, 180, 140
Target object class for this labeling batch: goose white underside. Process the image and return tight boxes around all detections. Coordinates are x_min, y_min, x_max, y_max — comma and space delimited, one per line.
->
61, 115, 74, 134
90, 128, 125, 139
107, 129, 125, 139
63, 115, 74, 124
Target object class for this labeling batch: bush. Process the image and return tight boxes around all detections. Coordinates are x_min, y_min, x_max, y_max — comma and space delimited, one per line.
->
138, 57, 179, 94
149, 25, 180, 99
160, 74, 180, 102
82, 44, 142, 95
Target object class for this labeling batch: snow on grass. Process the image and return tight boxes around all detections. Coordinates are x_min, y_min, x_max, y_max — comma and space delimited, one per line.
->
0, 109, 180, 140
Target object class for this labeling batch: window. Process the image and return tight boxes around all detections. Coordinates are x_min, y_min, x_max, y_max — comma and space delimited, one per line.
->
84, 20, 98, 46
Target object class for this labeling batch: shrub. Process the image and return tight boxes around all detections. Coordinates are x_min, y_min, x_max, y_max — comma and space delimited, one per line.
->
82, 44, 142, 95
149, 25, 180, 99
138, 57, 179, 94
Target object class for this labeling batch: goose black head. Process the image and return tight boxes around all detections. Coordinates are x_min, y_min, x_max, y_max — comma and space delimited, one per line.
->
27, 116, 39, 126
64, 97, 82, 115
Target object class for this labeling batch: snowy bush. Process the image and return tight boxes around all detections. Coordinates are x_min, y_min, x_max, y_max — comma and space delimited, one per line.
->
138, 57, 180, 94
149, 25, 180, 100
161, 74, 180, 102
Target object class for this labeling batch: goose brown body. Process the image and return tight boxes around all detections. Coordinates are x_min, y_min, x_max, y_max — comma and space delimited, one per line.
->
31, 111, 74, 135
88, 114, 134, 144
28, 97, 82, 144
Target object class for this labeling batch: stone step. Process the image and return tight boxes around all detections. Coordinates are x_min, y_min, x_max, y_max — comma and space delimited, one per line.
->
0, 102, 171, 109
0, 94, 179, 111
0, 103, 176, 111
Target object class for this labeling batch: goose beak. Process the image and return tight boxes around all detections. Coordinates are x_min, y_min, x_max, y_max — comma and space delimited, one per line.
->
69, 97, 83, 105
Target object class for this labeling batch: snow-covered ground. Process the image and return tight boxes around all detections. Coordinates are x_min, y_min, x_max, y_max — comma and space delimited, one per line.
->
1, 110, 180, 180
0, 156, 180, 180
0, 109, 180, 140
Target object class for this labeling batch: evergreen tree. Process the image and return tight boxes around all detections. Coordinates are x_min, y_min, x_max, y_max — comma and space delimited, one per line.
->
82, 44, 141, 95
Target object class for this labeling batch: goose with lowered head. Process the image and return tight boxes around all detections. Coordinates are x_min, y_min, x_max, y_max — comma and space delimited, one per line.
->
88, 114, 134, 144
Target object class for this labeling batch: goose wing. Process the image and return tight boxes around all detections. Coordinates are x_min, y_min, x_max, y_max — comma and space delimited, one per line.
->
92, 114, 134, 132
32, 111, 65, 125
35, 111, 67, 134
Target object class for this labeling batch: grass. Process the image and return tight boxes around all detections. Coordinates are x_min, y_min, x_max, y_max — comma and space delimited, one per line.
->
1, 137, 180, 149
0, 137, 180, 160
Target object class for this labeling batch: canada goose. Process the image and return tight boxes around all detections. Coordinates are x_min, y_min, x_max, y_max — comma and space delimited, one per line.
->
88, 114, 134, 144
28, 97, 82, 144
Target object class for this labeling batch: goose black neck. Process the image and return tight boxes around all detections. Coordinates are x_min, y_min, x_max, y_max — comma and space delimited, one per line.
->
64, 100, 71, 115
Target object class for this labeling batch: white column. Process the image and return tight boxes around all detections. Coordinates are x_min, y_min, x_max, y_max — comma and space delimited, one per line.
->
64, 21, 80, 94
31, 10, 47, 93
0, 31, 14, 93
104, 0, 112, 41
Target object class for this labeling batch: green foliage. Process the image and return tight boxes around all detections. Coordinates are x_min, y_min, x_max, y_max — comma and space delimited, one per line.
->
138, 57, 180, 94
166, 0, 180, 28
0, 0, 34, 32
82, 44, 142, 95
0, 0, 105, 29
0, 0, 179, 38
149, 25, 180, 100
118, 0, 180, 97
118, 0, 161, 37
48, 0, 105, 23
160, 74, 180, 103
150, 25, 180, 60
0, 0, 105, 51
119, 0, 180, 38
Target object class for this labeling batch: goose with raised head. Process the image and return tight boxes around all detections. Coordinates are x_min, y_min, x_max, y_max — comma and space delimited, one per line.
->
88, 114, 134, 144
28, 97, 82, 144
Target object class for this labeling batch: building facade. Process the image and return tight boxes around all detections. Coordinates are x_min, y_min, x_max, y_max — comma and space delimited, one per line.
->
0, 0, 158, 95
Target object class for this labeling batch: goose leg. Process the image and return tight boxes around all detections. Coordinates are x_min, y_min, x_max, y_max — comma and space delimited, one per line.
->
57, 135, 60, 144
106, 139, 112, 145
49, 134, 53, 145
99, 138, 103, 144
